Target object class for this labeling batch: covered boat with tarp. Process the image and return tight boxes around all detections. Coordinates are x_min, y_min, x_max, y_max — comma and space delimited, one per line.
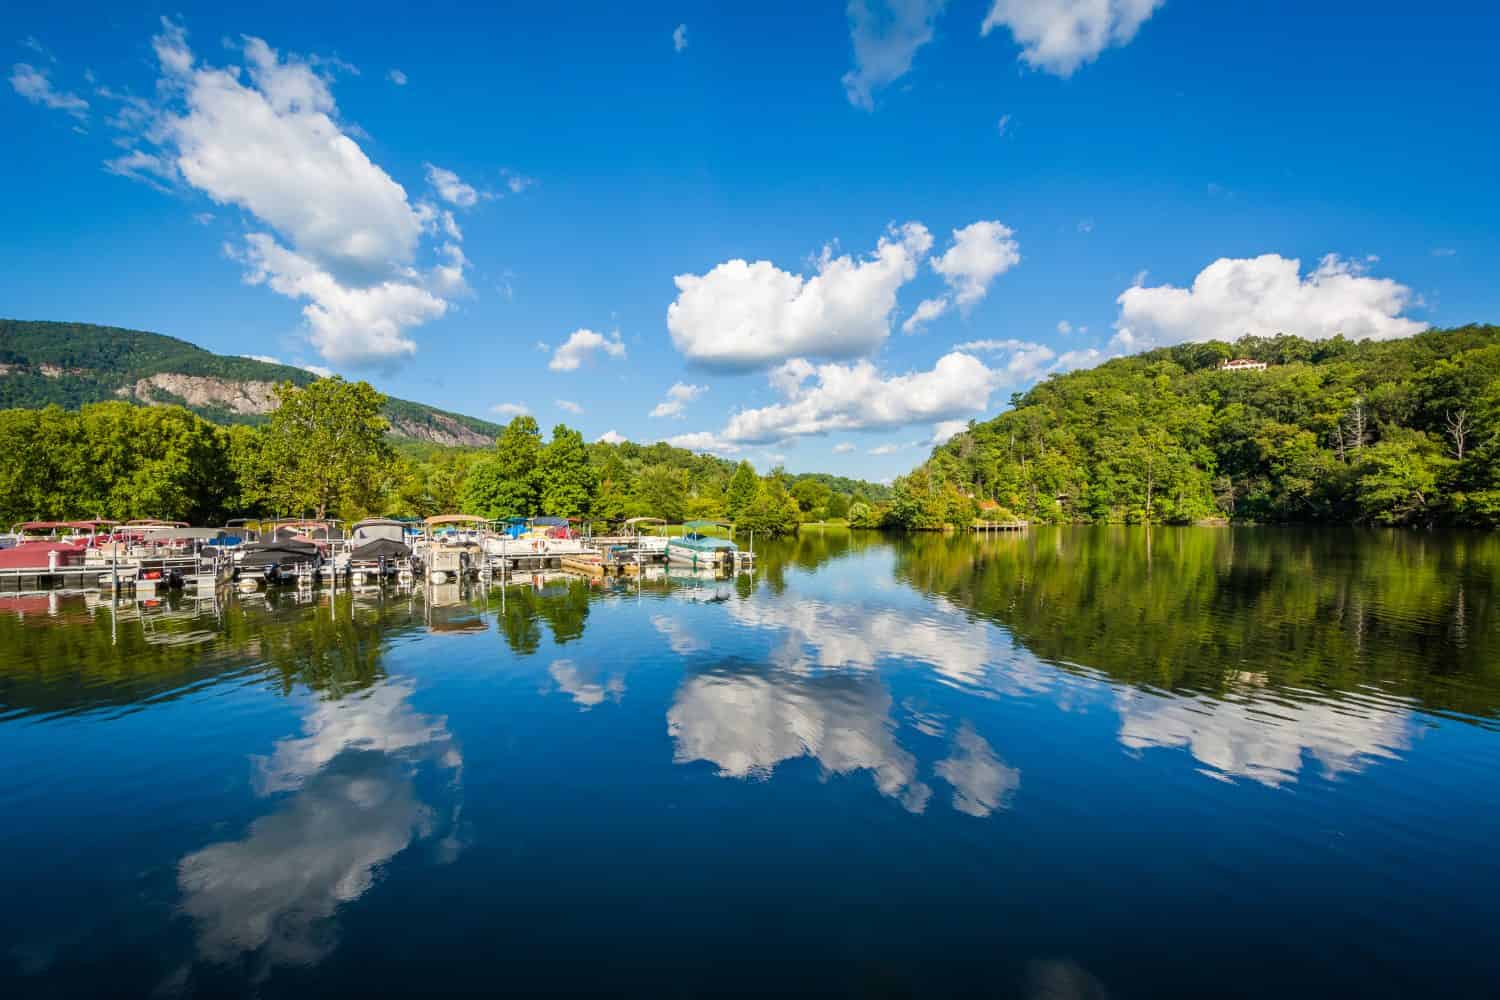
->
348, 519, 412, 562
666, 521, 738, 569
236, 539, 321, 578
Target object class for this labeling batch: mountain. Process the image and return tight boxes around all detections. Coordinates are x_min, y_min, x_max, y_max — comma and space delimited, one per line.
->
0, 319, 501, 447
898, 324, 1500, 527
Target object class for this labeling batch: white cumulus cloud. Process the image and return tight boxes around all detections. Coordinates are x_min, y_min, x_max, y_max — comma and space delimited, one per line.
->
705, 351, 999, 445
900, 221, 1019, 333
842, 0, 948, 110
549, 328, 627, 372
9, 62, 89, 120
673, 24, 689, 53
901, 296, 950, 335
1113, 253, 1428, 351
425, 163, 481, 208
387, 68, 407, 85
665, 431, 742, 456
833, 442, 857, 454
597, 429, 626, 444
94, 20, 472, 367
952, 337, 1057, 383
982, 0, 1164, 77
932, 219, 1020, 307
667, 222, 932, 370
555, 399, 583, 415
237, 235, 445, 365
930, 419, 969, 445
650, 382, 707, 419
490, 401, 529, 417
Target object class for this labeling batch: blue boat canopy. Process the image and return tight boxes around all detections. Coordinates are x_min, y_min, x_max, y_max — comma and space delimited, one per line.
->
531, 516, 568, 527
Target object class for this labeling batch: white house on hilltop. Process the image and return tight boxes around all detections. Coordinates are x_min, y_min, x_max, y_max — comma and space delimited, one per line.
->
1219, 358, 1269, 372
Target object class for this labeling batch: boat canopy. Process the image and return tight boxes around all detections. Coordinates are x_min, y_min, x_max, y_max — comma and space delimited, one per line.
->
138, 526, 231, 541
624, 517, 666, 526
671, 532, 738, 552
531, 516, 569, 527
352, 519, 407, 545
424, 514, 489, 526
12, 520, 109, 532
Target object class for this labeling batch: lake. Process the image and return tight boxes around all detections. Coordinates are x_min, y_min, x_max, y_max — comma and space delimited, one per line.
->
2, 527, 1498, 998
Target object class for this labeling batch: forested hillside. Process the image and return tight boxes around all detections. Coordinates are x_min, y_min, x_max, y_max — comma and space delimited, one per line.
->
0, 319, 501, 446
893, 325, 1500, 527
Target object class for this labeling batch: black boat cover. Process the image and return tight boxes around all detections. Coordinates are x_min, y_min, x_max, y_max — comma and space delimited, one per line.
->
350, 538, 411, 561
239, 540, 320, 567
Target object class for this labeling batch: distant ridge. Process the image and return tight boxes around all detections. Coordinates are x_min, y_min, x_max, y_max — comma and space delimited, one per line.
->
0, 319, 502, 447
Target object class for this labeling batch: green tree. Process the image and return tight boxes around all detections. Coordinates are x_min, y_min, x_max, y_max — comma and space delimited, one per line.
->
826, 492, 851, 521
738, 476, 801, 537
1357, 429, 1447, 525
726, 460, 759, 520
791, 478, 831, 514
632, 464, 689, 523
261, 378, 394, 519
537, 424, 596, 517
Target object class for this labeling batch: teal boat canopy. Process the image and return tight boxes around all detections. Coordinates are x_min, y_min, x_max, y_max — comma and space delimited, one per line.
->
670, 532, 737, 552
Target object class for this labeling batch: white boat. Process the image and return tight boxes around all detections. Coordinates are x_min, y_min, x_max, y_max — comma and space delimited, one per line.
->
482, 517, 590, 559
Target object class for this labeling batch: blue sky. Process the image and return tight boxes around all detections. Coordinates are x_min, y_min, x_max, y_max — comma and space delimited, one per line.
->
4, 1, 1498, 479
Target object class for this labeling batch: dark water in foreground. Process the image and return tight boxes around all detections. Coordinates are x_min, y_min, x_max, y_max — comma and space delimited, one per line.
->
2, 527, 1498, 998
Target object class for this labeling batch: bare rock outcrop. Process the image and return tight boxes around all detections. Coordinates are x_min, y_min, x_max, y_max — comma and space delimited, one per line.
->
115, 374, 282, 415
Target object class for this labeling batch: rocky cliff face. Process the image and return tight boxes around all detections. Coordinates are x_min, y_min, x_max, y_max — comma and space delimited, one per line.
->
116, 373, 281, 415
387, 413, 492, 447
114, 371, 493, 446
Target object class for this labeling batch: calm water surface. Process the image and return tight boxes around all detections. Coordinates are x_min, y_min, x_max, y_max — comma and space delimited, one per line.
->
2, 528, 1498, 998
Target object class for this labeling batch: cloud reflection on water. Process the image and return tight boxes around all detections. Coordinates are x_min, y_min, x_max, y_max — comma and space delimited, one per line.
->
668, 666, 933, 812
935, 724, 1019, 817
1115, 688, 1413, 788
178, 680, 461, 968
548, 658, 625, 710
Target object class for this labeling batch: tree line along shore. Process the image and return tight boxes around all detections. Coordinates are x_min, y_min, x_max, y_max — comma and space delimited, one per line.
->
0, 378, 889, 535
2, 324, 1495, 533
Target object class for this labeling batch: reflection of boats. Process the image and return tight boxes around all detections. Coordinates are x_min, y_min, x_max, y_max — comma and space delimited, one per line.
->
667, 522, 739, 570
